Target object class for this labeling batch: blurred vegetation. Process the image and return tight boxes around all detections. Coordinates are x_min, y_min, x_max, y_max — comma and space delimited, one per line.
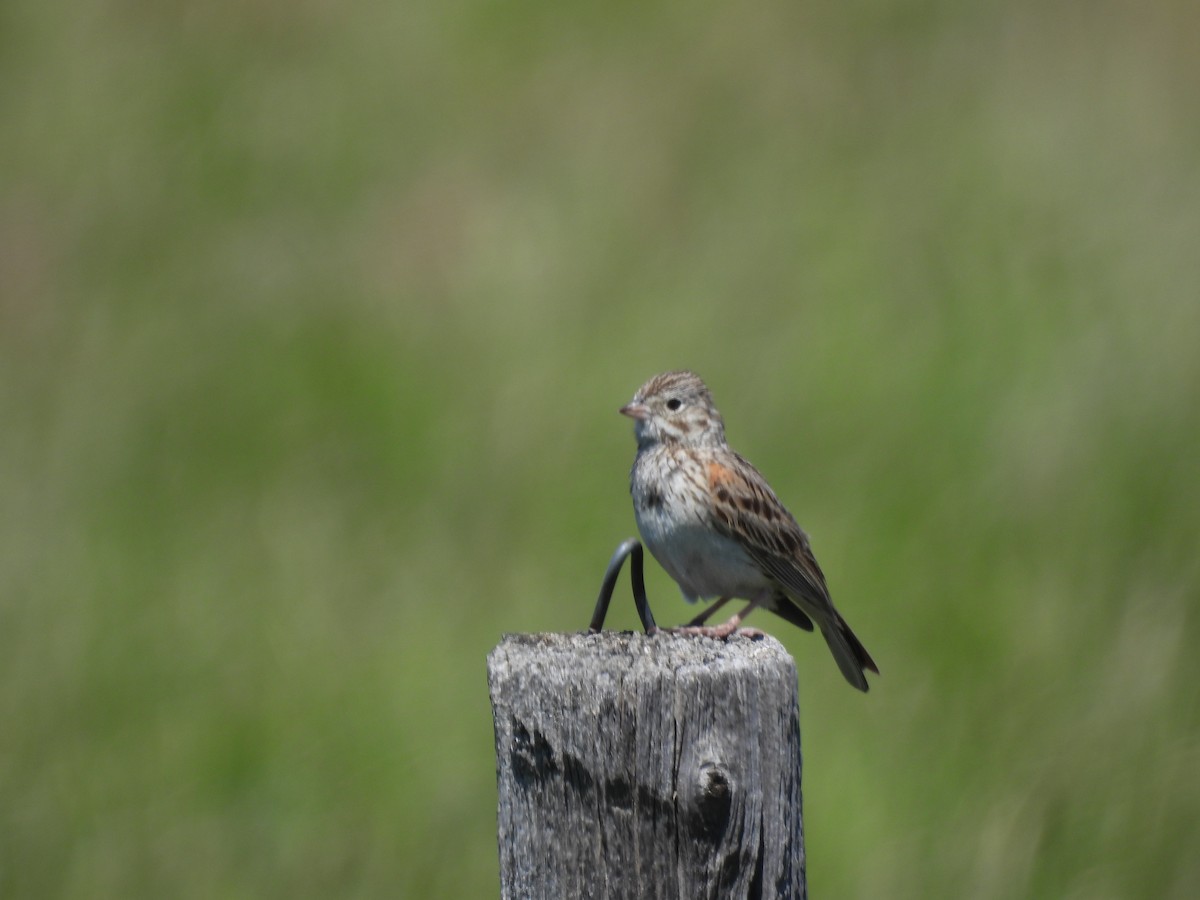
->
2, 0, 1198, 896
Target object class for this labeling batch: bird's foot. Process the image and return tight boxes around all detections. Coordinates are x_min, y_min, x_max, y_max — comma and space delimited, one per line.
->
668, 624, 766, 641
668, 625, 725, 639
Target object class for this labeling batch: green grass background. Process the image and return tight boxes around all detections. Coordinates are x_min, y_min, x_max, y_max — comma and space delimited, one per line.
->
3, 0, 1198, 896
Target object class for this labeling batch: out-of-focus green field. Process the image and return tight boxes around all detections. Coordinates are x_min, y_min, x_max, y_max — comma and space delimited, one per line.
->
3, 0, 1198, 896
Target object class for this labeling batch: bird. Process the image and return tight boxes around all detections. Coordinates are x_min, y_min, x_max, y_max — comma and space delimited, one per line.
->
620, 370, 878, 691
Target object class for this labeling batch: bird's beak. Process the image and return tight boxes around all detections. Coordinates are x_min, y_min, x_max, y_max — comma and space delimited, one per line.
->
620, 401, 649, 421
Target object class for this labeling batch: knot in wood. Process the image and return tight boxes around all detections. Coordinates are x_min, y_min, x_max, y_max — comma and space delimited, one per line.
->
509, 719, 558, 788
689, 759, 734, 842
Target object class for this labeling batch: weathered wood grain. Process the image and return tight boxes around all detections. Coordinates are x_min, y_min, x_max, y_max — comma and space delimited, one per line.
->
488, 632, 805, 899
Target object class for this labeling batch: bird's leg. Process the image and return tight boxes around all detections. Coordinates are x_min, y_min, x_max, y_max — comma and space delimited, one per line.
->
709, 600, 764, 638
672, 600, 765, 640
686, 596, 732, 627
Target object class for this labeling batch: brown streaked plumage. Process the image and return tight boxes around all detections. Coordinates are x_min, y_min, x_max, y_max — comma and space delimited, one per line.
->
620, 370, 878, 691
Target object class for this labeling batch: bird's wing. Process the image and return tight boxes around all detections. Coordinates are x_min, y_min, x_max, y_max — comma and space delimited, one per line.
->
703, 451, 835, 616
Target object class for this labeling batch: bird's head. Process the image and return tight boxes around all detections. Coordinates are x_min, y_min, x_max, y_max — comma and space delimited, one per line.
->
620, 370, 726, 449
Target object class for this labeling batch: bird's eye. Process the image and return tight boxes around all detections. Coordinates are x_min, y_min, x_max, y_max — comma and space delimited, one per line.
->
666, 398, 682, 411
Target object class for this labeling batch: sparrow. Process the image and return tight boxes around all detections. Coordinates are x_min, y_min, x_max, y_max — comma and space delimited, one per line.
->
621, 370, 878, 691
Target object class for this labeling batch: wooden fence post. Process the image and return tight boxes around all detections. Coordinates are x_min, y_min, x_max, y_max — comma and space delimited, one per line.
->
487, 632, 805, 899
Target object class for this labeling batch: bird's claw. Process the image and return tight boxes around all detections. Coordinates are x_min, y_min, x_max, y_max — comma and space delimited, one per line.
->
667, 624, 766, 641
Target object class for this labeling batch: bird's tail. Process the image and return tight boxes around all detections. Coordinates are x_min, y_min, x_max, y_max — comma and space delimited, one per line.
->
818, 611, 878, 692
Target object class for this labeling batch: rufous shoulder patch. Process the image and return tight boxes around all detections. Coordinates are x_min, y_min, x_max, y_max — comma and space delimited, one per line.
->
706, 461, 739, 489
